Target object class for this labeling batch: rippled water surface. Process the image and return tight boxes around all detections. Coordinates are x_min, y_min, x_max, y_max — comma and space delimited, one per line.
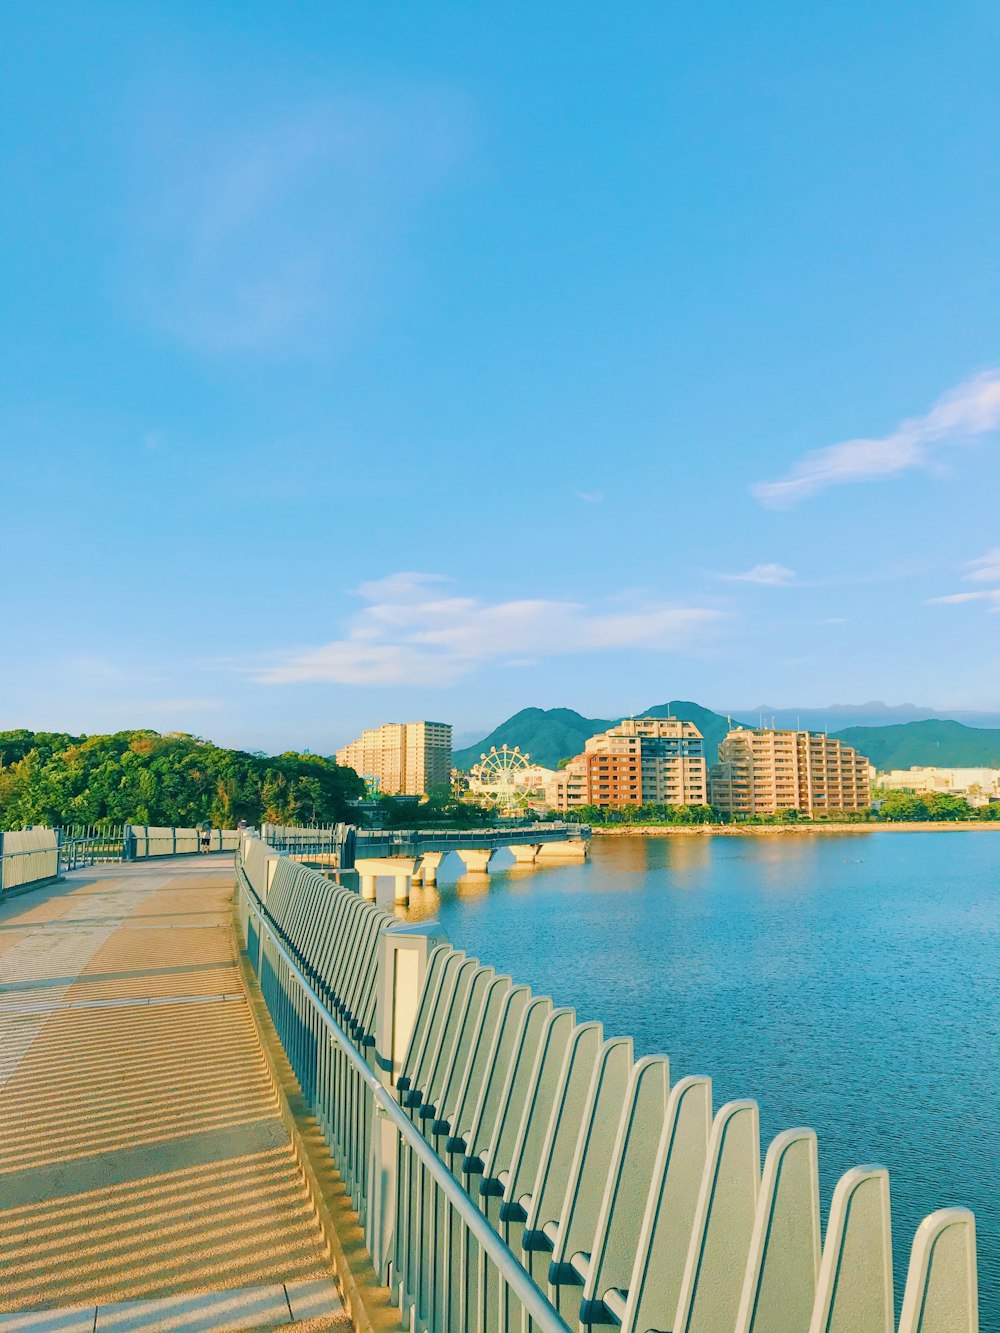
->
398, 830, 1000, 1327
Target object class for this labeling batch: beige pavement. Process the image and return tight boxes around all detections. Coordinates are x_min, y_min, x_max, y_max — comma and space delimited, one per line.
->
0, 860, 347, 1332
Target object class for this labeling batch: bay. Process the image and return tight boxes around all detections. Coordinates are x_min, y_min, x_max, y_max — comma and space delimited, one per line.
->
400, 829, 1000, 1327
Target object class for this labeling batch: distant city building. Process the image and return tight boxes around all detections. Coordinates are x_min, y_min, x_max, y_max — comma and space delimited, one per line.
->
545, 717, 708, 811
709, 728, 870, 817
336, 721, 452, 797
879, 766, 1000, 807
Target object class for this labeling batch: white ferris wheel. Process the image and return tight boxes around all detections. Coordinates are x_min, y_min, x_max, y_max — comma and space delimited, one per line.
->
469, 745, 533, 815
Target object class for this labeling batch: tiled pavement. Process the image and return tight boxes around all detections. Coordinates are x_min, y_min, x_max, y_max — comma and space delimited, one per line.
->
0, 862, 347, 1331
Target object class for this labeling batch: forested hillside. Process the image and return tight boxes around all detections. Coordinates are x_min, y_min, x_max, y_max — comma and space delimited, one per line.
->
832, 719, 1000, 770
453, 700, 733, 769
0, 730, 363, 830
456, 704, 1000, 773
452, 708, 612, 770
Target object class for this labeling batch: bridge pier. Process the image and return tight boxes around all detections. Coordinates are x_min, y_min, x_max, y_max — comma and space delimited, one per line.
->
354, 857, 417, 905
414, 851, 445, 885
534, 839, 589, 860
457, 847, 493, 875
507, 843, 541, 865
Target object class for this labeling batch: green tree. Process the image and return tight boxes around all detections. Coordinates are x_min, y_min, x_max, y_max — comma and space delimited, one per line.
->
0, 729, 364, 830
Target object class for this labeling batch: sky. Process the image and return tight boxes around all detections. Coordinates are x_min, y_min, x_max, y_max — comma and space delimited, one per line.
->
1, 2, 998, 754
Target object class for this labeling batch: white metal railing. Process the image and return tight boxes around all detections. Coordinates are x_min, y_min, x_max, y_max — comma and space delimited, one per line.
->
0, 827, 59, 891
235, 837, 980, 1333
0, 824, 246, 895
235, 839, 572, 1333
129, 826, 243, 858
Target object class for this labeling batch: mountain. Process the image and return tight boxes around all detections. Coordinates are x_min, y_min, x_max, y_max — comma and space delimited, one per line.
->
743, 702, 1000, 732
635, 701, 734, 765
455, 705, 1000, 773
453, 708, 612, 771
831, 720, 1000, 771
452, 700, 733, 770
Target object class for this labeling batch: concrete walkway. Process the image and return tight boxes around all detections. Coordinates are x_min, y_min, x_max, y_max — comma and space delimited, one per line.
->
0, 860, 347, 1332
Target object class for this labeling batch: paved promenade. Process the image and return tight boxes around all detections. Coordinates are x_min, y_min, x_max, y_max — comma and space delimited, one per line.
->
0, 860, 346, 1333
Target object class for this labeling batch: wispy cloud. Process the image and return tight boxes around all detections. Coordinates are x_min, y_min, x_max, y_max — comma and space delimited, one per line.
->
575, 489, 605, 504
930, 589, 1000, 611
754, 370, 1000, 508
719, 562, 796, 586
256, 572, 722, 686
125, 85, 467, 354
928, 545, 1000, 612
964, 547, 1000, 583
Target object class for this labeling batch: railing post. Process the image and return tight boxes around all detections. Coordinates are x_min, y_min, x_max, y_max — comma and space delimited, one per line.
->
172, 826, 177, 857
263, 854, 280, 901
367, 919, 448, 1281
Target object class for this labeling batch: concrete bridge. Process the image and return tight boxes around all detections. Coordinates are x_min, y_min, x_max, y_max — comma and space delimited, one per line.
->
0, 832, 981, 1333
262, 821, 590, 905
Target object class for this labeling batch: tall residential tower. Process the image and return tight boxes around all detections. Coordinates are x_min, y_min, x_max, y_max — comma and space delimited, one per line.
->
336, 721, 452, 797
545, 717, 708, 811
708, 728, 870, 817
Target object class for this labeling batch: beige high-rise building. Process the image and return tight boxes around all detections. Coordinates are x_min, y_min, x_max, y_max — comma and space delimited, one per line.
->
545, 717, 708, 811
709, 728, 870, 817
336, 721, 452, 797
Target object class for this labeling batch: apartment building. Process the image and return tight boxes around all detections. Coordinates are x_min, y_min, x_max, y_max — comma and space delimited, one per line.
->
336, 720, 452, 797
709, 728, 870, 817
545, 717, 708, 811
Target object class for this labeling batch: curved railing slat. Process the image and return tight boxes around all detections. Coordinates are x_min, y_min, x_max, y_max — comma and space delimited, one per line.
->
234, 836, 981, 1333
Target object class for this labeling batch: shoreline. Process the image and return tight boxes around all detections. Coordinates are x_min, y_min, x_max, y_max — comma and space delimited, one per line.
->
590, 821, 1000, 837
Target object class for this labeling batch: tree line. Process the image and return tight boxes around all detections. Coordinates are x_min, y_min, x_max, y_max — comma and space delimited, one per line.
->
0, 730, 365, 831
561, 794, 1000, 825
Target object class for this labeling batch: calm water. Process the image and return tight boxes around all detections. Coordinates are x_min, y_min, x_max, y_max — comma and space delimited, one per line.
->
397, 830, 1000, 1327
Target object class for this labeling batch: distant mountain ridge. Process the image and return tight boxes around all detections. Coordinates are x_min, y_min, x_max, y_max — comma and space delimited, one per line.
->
831, 720, 1000, 771
452, 708, 611, 771
454, 705, 1000, 772
452, 701, 733, 770
741, 702, 1000, 732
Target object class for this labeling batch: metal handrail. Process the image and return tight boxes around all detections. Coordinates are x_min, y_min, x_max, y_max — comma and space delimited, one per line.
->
238, 866, 572, 1333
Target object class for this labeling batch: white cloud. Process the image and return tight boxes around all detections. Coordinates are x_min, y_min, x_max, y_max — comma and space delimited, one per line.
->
719, 563, 796, 586
356, 571, 448, 603
929, 590, 1000, 611
754, 370, 1000, 508
929, 545, 1000, 612
575, 489, 605, 504
256, 574, 722, 686
964, 547, 1000, 583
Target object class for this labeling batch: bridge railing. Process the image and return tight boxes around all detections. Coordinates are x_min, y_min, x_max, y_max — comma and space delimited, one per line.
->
0, 827, 60, 892
260, 821, 590, 867
0, 824, 246, 894
236, 837, 570, 1333
234, 836, 979, 1333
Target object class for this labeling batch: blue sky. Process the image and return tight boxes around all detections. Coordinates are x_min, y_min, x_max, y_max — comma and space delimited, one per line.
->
1, 2, 998, 753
